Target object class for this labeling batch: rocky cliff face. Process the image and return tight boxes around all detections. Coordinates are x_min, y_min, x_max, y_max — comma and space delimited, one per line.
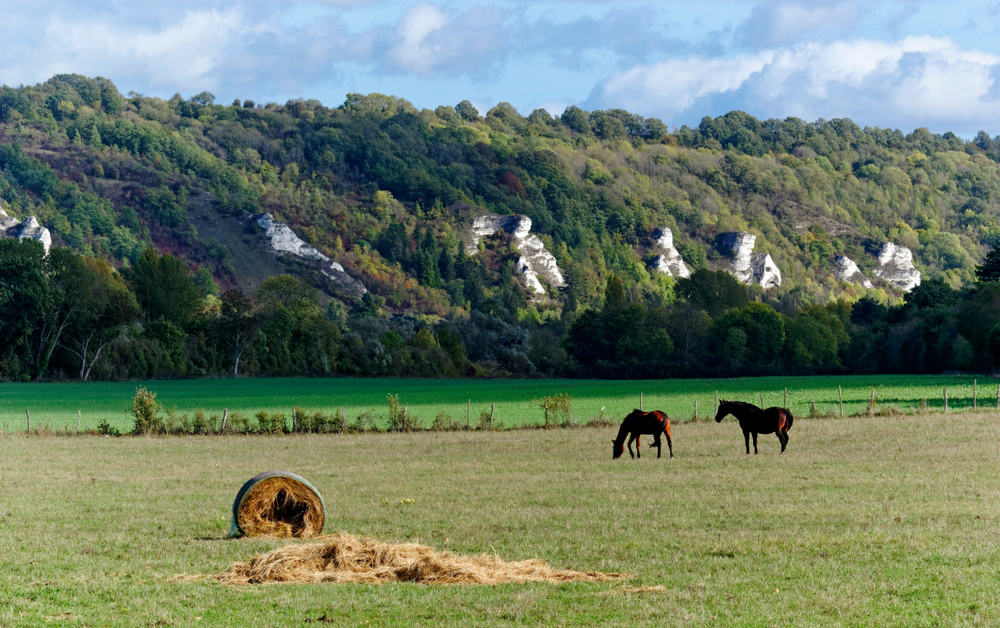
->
751, 253, 781, 289
0, 205, 51, 253
832, 255, 873, 288
255, 213, 366, 297
718, 231, 781, 289
465, 213, 565, 298
872, 243, 921, 292
648, 228, 691, 279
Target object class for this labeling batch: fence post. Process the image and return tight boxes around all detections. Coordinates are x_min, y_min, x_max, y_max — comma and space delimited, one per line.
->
784, 388, 787, 408
490, 404, 495, 430
77, 409, 82, 432
996, 384, 999, 411
869, 389, 874, 415
341, 405, 346, 434
838, 385, 843, 418
811, 401, 816, 417
714, 391, 718, 415
974, 379, 977, 410
544, 400, 549, 429
467, 399, 471, 430
221, 408, 228, 433
944, 388, 948, 412
25, 409, 30, 434
760, 393, 764, 408
640, 392, 643, 411
694, 400, 698, 420
292, 407, 297, 433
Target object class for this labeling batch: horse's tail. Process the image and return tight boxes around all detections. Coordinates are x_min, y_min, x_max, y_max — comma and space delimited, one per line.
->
785, 409, 794, 429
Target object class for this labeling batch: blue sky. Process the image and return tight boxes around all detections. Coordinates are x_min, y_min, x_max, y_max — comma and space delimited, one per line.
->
3, 0, 1000, 135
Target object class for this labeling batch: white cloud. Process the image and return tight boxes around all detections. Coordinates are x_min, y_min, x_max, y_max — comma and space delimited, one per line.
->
738, 1, 861, 48
592, 36, 1000, 133
24, 9, 258, 90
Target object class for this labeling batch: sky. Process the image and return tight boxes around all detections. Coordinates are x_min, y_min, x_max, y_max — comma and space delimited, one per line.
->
2, 0, 1000, 135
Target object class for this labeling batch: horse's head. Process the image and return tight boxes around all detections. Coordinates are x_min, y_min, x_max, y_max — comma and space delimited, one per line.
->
714, 401, 730, 423
612, 439, 624, 459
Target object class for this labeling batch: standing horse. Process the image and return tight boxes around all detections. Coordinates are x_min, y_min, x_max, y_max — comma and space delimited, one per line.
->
612, 409, 673, 459
714, 400, 793, 454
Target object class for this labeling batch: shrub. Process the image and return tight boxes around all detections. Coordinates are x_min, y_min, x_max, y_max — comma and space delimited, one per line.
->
130, 387, 163, 434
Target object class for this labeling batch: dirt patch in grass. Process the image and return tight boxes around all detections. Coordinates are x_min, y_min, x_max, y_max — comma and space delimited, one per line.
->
216, 533, 630, 585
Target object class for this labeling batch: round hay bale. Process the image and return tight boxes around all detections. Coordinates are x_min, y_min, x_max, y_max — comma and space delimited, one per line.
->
230, 470, 325, 538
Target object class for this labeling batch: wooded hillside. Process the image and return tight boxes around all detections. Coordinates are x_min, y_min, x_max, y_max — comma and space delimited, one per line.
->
2, 74, 1000, 381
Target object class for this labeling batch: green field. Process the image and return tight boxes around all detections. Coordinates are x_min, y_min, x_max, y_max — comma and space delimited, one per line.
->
1, 412, 998, 626
0, 374, 995, 433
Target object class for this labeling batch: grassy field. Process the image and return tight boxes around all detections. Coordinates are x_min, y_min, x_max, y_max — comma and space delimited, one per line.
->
0, 412, 998, 626
0, 374, 996, 433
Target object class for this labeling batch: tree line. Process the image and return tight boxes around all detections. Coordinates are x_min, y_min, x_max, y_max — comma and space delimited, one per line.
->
4, 235, 1000, 381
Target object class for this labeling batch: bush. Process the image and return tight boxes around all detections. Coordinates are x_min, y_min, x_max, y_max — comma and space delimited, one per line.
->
130, 387, 163, 434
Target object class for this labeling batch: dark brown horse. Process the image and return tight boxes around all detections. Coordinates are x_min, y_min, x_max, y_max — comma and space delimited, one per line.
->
612, 409, 673, 459
714, 400, 793, 454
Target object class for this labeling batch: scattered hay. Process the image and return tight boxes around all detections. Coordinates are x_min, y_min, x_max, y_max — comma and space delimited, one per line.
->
230, 471, 325, 538
216, 533, 630, 585
597, 585, 667, 595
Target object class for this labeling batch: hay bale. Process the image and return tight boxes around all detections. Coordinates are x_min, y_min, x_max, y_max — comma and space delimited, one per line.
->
216, 533, 629, 585
230, 470, 325, 538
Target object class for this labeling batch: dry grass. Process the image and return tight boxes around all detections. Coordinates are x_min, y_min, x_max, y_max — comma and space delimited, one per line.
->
216, 533, 629, 585
235, 476, 325, 538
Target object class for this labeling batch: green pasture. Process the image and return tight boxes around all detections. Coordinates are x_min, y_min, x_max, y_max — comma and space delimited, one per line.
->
0, 374, 996, 433
1, 412, 998, 626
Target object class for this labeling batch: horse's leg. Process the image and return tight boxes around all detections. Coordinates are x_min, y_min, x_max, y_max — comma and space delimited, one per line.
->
665, 429, 673, 458
744, 430, 750, 454
627, 434, 636, 458
751, 432, 759, 454
780, 429, 789, 453
653, 435, 662, 459
636, 435, 641, 458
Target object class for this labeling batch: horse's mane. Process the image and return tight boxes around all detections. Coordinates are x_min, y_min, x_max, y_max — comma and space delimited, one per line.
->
720, 400, 760, 410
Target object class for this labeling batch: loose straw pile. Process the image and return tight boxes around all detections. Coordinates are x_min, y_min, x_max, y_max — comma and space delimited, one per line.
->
217, 533, 629, 585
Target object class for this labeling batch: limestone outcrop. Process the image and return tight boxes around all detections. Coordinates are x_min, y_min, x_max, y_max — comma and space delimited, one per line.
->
718, 231, 781, 289
750, 253, 781, 289
255, 213, 366, 296
832, 255, 873, 288
465, 213, 565, 297
0, 205, 52, 253
872, 243, 920, 292
648, 228, 691, 279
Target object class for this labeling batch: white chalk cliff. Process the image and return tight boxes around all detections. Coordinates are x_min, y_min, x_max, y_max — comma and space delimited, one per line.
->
255, 213, 366, 296
718, 231, 781, 289
832, 255, 873, 288
872, 243, 921, 292
466, 214, 565, 297
649, 228, 691, 279
0, 204, 51, 253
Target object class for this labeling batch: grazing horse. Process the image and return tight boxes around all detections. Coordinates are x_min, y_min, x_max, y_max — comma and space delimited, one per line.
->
612, 409, 673, 459
714, 400, 793, 454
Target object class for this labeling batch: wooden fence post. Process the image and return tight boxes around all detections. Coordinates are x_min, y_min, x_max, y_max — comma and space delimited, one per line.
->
694, 400, 698, 420
811, 401, 816, 417
292, 407, 297, 433
944, 388, 948, 412
974, 379, 977, 410
640, 392, 643, 411
544, 400, 549, 429
714, 391, 718, 415
838, 386, 843, 418
467, 399, 471, 430
784, 388, 787, 408
869, 389, 875, 415
77, 409, 82, 432
341, 405, 346, 434
25, 409, 30, 434
996, 384, 999, 411
760, 393, 764, 408
221, 408, 228, 433
490, 404, 495, 430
